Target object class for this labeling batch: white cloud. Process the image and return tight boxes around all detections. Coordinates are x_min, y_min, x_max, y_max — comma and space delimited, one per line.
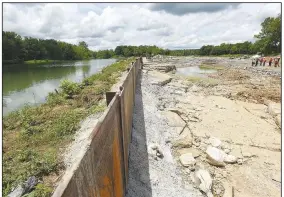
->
3, 3, 281, 50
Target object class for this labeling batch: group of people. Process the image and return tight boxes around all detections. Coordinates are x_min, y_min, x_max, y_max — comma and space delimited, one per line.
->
252, 56, 281, 67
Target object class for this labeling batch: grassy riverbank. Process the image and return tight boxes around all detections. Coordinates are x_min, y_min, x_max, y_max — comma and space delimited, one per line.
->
24, 60, 75, 66
3, 57, 135, 196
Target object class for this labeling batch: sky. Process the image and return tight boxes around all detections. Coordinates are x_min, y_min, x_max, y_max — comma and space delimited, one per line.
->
3, 3, 281, 51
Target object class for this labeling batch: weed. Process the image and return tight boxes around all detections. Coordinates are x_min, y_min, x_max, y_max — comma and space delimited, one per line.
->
60, 80, 81, 97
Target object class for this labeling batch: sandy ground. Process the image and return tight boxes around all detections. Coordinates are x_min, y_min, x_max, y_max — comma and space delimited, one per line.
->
126, 56, 281, 197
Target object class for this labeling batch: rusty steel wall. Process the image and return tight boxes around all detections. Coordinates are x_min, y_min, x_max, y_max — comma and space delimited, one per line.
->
119, 65, 135, 188
52, 57, 143, 197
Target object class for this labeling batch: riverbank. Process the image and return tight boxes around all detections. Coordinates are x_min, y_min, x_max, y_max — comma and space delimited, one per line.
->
3, 59, 77, 66
126, 56, 280, 197
3, 57, 135, 196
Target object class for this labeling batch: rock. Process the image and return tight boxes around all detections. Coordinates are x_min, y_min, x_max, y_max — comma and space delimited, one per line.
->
267, 102, 281, 117
172, 127, 193, 148
156, 149, 164, 159
177, 148, 201, 158
162, 111, 185, 127
24, 176, 38, 193
193, 169, 213, 197
208, 137, 222, 148
8, 185, 24, 197
224, 155, 237, 164
206, 146, 226, 167
149, 70, 172, 86
237, 158, 243, 165
179, 153, 196, 170
224, 149, 230, 154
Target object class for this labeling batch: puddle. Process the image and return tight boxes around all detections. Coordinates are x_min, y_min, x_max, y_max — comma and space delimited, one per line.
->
176, 66, 217, 77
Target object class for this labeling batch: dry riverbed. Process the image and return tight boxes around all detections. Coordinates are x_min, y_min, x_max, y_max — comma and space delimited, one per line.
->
126, 56, 281, 197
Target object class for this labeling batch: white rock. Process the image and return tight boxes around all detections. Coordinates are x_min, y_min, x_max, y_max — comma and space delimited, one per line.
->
206, 146, 226, 167
224, 149, 230, 154
194, 169, 213, 197
237, 158, 243, 165
179, 153, 196, 169
177, 148, 201, 158
267, 102, 281, 117
8, 185, 24, 197
208, 137, 222, 147
172, 127, 193, 148
224, 155, 237, 164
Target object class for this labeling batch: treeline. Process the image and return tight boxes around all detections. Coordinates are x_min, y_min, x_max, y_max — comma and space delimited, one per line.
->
93, 14, 280, 57
3, 31, 93, 64
3, 14, 280, 63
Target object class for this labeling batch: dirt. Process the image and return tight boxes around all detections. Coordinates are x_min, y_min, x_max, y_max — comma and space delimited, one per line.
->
126, 56, 281, 197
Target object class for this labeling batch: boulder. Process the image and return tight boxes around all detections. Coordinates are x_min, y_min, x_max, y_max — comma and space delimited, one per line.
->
172, 127, 193, 148
224, 155, 237, 164
193, 169, 213, 197
206, 146, 226, 167
179, 153, 196, 170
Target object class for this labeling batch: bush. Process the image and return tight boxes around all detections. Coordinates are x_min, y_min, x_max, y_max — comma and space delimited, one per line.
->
60, 80, 80, 96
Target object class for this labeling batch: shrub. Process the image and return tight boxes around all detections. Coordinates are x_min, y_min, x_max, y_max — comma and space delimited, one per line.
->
60, 80, 80, 97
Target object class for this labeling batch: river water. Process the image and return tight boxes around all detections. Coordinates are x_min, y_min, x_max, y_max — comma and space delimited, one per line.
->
176, 66, 217, 77
3, 59, 117, 116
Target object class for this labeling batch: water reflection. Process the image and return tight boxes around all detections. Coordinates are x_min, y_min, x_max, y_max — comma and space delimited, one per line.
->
176, 66, 217, 77
3, 59, 116, 115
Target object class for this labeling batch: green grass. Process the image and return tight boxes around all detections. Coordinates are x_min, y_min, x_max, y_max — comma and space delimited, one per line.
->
24, 60, 74, 66
3, 57, 135, 196
199, 64, 225, 70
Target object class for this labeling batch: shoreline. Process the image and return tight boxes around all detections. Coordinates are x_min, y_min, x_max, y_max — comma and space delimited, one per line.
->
3, 57, 135, 196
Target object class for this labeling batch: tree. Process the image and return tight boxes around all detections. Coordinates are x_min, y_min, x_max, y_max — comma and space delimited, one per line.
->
254, 14, 281, 54
79, 41, 88, 49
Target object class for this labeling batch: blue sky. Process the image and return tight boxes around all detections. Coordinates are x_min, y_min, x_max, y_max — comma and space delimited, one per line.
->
3, 3, 281, 50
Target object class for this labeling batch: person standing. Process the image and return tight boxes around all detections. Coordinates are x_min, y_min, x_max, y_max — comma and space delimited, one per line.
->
274, 57, 279, 67
269, 57, 273, 66
263, 57, 266, 66
255, 58, 259, 66
259, 57, 263, 66
252, 58, 256, 66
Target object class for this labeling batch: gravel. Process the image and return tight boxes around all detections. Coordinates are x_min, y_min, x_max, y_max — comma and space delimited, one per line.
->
126, 71, 203, 197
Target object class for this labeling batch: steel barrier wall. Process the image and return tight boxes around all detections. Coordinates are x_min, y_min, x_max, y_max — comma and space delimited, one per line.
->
52, 57, 143, 197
